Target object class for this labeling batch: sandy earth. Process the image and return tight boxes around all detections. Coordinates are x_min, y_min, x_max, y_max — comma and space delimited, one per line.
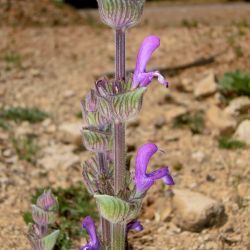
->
0, 2, 250, 250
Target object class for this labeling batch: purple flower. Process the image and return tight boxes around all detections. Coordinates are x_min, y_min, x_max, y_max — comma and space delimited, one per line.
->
135, 143, 174, 195
79, 216, 100, 250
127, 220, 143, 233
132, 36, 169, 89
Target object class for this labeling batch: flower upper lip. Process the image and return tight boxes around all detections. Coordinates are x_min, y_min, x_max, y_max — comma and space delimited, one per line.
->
132, 35, 169, 89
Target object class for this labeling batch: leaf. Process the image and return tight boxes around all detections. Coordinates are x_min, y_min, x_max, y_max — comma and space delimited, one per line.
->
82, 128, 112, 152
219, 70, 250, 97
81, 100, 109, 127
42, 230, 60, 250
112, 88, 146, 122
94, 195, 141, 224
97, 88, 146, 123
86, 111, 109, 127
32, 205, 57, 226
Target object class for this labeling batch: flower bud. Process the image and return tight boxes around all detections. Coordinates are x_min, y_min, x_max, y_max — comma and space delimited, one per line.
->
97, 0, 145, 29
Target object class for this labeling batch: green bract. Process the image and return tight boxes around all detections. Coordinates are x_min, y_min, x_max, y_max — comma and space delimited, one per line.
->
97, 0, 145, 29
95, 194, 141, 224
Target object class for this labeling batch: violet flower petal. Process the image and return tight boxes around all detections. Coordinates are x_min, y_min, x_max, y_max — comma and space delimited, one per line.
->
162, 168, 175, 185
127, 220, 143, 233
132, 36, 168, 89
79, 216, 100, 250
135, 143, 174, 194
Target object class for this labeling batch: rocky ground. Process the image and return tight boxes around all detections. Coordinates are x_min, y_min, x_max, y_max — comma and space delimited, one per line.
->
0, 2, 250, 250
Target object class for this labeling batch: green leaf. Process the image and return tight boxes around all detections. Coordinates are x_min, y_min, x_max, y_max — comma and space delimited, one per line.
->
94, 195, 141, 224
0, 107, 48, 123
97, 88, 146, 123
218, 70, 250, 97
82, 128, 112, 152
42, 230, 60, 250
218, 135, 246, 150
85, 111, 109, 127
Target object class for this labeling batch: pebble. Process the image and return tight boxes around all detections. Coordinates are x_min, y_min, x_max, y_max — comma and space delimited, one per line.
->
194, 72, 217, 98
234, 120, 250, 145
154, 116, 166, 129
37, 144, 80, 170
192, 151, 206, 163
237, 182, 250, 199
206, 105, 236, 134
172, 189, 225, 232
58, 121, 82, 146
224, 96, 250, 116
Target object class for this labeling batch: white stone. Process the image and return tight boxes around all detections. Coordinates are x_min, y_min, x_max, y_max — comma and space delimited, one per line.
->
206, 105, 236, 134
194, 72, 217, 98
58, 122, 82, 146
238, 183, 250, 200
234, 120, 250, 145
165, 106, 187, 122
37, 144, 79, 170
172, 189, 225, 232
224, 97, 250, 116
192, 151, 206, 163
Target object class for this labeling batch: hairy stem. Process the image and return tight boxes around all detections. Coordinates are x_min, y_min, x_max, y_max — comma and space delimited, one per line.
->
115, 29, 126, 80
111, 28, 126, 250
98, 153, 111, 246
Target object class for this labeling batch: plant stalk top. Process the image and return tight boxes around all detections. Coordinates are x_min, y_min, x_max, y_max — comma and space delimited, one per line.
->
97, 0, 145, 30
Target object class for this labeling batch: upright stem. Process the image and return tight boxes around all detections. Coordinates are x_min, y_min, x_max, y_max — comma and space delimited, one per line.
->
98, 153, 111, 246
115, 29, 126, 80
111, 28, 126, 250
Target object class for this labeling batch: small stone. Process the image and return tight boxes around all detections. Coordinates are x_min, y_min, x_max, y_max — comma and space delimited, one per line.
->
180, 78, 193, 93
58, 122, 82, 146
206, 106, 236, 134
237, 183, 250, 199
15, 122, 37, 136
154, 117, 166, 129
127, 118, 140, 128
192, 151, 205, 163
30, 68, 41, 77
205, 241, 217, 250
234, 120, 250, 145
46, 124, 57, 134
172, 189, 225, 232
206, 174, 216, 182
194, 72, 217, 98
37, 144, 79, 170
166, 106, 187, 122
224, 96, 250, 116
2, 149, 12, 158
63, 90, 75, 98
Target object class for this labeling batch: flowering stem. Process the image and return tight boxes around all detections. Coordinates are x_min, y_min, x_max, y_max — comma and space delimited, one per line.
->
111, 28, 126, 250
115, 29, 126, 80
98, 153, 111, 245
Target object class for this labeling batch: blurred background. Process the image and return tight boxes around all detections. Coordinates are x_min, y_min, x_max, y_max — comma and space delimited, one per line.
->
0, 0, 249, 249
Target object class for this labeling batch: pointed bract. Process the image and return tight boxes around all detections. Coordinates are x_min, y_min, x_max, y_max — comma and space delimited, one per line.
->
97, 0, 145, 29
94, 194, 141, 224
32, 205, 57, 226
36, 190, 58, 211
